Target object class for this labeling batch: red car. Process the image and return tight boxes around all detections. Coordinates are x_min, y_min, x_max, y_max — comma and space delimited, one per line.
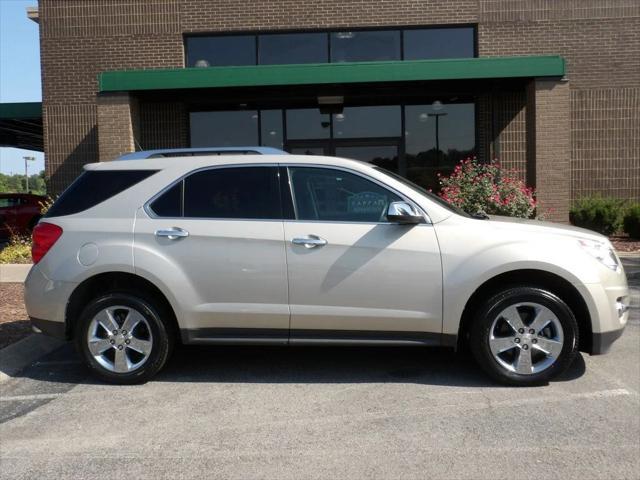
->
0, 193, 46, 238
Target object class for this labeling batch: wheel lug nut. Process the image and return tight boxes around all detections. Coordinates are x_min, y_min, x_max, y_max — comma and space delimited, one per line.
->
125, 339, 130, 345
514, 338, 520, 343
532, 339, 538, 344
522, 344, 529, 350
112, 330, 118, 335
117, 345, 123, 350
529, 329, 535, 334
518, 328, 524, 334
122, 330, 127, 335
110, 339, 115, 345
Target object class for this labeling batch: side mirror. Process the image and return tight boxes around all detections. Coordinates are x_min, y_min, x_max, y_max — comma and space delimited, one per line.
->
386, 201, 423, 224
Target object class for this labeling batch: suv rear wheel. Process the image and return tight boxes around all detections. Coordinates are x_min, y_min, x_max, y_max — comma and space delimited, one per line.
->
75, 292, 173, 384
469, 287, 579, 386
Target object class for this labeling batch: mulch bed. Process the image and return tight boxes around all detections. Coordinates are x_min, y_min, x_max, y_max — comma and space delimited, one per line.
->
610, 236, 640, 254
0, 283, 31, 350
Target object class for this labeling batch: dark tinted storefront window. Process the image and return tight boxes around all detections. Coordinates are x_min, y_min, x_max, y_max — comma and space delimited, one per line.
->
404, 102, 476, 188
259, 33, 328, 65
260, 110, 284, 148
190, 111, 259, 147
184, 167, 281, 219
332, 106, 401, 138
404, 27, 475, 60
186, 36, 255, 67
286, 109, 330, 139
330, 30, 401, 62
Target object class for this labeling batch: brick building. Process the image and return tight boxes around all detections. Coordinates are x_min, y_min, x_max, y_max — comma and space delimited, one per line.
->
1, 0, 638, 221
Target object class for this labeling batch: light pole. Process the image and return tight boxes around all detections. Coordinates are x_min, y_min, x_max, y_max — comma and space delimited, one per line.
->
23, 156, 35, 192
427, 112, 448, 167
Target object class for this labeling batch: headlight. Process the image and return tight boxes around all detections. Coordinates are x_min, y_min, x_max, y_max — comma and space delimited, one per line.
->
578, 239, 620, 272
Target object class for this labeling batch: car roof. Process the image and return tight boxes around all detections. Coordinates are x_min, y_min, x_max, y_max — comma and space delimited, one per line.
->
85, 154, 370, 172
116, 147, 288, 160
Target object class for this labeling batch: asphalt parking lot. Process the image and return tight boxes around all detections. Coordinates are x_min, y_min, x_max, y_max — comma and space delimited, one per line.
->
1, 260, 639, 480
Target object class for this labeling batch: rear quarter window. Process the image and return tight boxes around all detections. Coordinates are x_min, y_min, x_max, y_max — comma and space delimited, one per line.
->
45, 170, 156, 218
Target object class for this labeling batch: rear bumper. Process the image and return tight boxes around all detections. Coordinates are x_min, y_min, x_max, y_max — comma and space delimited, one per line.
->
591, 327, 625, 355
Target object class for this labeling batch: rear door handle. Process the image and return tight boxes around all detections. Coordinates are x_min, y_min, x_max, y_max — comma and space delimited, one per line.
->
292, 235, 327, 249
155, 227, 189, 240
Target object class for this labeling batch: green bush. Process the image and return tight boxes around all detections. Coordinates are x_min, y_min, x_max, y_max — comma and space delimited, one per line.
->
623, 204, 640, 239
569, 196, 624, 235
0, 236, 32, 264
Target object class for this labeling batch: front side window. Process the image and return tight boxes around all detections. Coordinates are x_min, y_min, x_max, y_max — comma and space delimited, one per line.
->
289, 167, 401, 222
182, 167, 281, 219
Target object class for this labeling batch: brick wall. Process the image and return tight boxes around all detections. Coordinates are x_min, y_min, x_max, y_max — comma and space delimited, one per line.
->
39, 0, 640, 204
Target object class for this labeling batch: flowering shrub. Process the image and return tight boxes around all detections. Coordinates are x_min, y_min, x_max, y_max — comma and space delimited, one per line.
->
438, 157, 537, 218
0, 235, 32, 264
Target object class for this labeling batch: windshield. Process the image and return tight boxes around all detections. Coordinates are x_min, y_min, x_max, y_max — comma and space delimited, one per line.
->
373, 167, 471, 218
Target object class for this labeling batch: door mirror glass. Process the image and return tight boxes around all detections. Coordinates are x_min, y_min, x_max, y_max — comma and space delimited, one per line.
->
386, 201, 423, 224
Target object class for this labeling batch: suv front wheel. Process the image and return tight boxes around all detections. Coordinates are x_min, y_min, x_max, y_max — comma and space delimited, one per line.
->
470, 287, 579, 386
75, 292, 173, 384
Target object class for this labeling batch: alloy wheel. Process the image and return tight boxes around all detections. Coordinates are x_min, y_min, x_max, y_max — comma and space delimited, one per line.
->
86, 305, 153, 373
488, 302, 564, 375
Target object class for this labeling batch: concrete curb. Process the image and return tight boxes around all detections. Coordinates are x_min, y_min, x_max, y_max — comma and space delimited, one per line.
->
0, 334, 65, 383
0, 264, 32, 283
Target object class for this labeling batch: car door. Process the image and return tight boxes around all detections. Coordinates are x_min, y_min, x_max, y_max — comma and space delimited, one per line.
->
283, 165, 443, 344
134, 165, 290, 343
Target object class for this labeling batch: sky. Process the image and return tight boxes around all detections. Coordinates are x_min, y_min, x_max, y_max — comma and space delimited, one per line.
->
0, 0, 44, 175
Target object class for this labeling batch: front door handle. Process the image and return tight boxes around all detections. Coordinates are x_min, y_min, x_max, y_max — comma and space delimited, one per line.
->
155, 227, 189, 240
292, 235, 328, 249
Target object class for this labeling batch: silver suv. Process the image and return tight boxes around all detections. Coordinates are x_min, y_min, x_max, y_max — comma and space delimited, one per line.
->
25, 154, 629, 385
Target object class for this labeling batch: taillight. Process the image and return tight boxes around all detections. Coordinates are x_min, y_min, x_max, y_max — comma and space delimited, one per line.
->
32, 222, 63, 264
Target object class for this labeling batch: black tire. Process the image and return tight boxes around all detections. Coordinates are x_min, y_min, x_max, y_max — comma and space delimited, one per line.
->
469, 287, 579, 386
75, 292, 174, 384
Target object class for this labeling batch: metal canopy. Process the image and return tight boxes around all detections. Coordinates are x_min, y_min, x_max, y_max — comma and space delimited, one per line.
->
0, 102, 43, 151
99, 56, 565, 93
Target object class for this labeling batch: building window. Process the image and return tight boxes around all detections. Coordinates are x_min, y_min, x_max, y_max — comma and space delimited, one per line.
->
185, 35, 255, 67
190, 111, 259, 147
332, 106, 401, 139
286, 109, 330, 139
258, 33, 328, 65
185, 26, 475, 68
404, 102, 476, 189
330, 30, 401, 62
260, 110, 284, 148
403, 27, 475, 60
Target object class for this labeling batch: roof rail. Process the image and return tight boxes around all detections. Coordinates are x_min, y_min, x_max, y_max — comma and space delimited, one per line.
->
116, 146, 288, 160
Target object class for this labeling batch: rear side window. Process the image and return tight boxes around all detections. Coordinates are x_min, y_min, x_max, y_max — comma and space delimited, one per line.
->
45, 170, 156, 218
183, 167, 281, 219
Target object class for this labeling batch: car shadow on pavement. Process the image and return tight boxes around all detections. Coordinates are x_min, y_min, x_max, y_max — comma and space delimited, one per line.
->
15, 342, 586, 388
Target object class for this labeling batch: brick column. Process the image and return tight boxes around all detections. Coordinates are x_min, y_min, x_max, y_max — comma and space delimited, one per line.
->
97, 92, 139, 161
526, 78, 571, 223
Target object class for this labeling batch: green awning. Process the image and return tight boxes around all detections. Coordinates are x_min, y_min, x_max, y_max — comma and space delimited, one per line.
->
0, 102, 43, 151
0, 102, 42, 119
99, 56, 565, 92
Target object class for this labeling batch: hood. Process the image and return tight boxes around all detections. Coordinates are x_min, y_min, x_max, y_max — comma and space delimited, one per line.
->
486, 215, 607, 243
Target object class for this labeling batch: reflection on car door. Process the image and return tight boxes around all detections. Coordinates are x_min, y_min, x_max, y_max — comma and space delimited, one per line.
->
283, 166, 443, 343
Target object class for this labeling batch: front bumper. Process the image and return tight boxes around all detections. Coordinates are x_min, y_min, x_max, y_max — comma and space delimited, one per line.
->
592, 327, 625, 355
